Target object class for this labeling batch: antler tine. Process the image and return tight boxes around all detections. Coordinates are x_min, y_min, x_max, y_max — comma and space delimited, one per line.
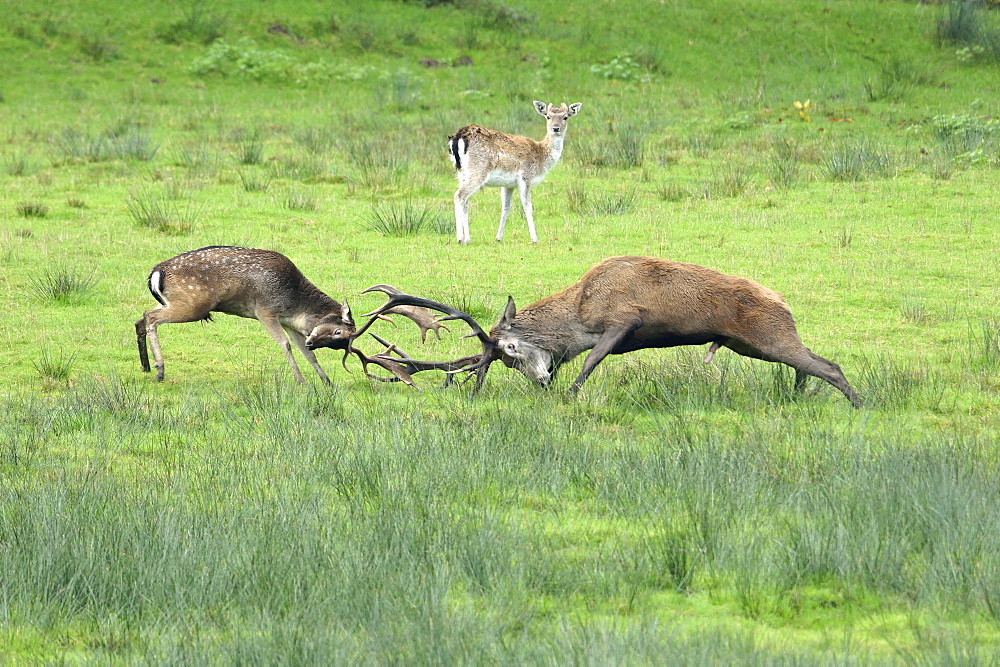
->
360, 284, 495, 346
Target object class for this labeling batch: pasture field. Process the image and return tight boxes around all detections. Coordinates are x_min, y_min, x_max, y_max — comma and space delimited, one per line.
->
2, 0, 1000, 661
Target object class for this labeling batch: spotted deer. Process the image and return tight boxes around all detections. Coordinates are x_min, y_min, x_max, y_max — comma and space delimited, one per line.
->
449, 100, 582, 244
135, 246, 361, 384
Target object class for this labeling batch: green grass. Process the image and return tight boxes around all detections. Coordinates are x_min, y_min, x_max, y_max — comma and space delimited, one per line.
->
1, 0, 1000, 661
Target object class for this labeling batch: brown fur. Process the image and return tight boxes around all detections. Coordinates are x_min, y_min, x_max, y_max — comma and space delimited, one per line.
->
491, 256, 862, 407
135, 246, 355, 384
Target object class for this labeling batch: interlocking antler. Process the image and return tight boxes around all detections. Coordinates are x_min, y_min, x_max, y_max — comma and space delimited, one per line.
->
343, 284, 500, 392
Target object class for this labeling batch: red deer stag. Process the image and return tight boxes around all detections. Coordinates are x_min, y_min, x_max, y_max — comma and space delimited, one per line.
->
136, 246, 432, 384
355, 257, 863, 407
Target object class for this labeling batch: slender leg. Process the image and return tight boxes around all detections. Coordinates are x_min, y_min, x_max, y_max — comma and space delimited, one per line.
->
256, 310, 307, 384
517, 178, 538, 243
454, 175, 483, 244
285, 327, 331, 385
496, 186, 514, 242
136, 317, 151, 372
569, 319, 642, 394
147, 322, 167, 381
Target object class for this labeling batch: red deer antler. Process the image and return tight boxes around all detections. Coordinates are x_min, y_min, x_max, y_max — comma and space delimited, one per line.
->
343, 284, 499, 391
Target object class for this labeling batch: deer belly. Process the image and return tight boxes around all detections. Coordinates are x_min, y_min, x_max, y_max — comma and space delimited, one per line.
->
483, 169, 520, 188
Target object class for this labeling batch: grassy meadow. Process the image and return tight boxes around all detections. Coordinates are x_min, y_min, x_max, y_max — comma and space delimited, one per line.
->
2, 0, 1000, 661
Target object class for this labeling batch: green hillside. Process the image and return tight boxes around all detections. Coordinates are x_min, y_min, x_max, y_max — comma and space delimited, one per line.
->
2, 0, 1000, 661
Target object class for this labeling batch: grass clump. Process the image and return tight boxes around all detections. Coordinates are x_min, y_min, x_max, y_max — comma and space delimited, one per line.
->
125, 190, 198, 234
822, 139, 896, 181
29, 267, 99, 304
16, 201, 49, 218
33, 348, 77, 384
362, 200, 441, 236
284, 188, 318, 211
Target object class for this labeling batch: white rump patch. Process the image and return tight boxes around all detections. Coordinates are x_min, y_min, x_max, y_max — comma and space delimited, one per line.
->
150, 270, 166, 302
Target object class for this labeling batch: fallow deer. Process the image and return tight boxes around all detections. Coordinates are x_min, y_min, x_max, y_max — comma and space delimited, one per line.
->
355, 257, 863, 408
449, 100, 582, 244
136, 246, 360, 384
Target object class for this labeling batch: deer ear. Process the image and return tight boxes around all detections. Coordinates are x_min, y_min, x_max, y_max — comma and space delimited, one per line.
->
341, 300, 354, 326
533, 100, 547, 116
498, 296, 517, 328
567, 102, 582, 117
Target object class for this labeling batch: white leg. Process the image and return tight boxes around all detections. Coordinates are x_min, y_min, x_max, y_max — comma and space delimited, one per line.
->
454, 175, 483, 244
285, 327, 331, 385
517, 179, 538, 243
496, 186, 513, 242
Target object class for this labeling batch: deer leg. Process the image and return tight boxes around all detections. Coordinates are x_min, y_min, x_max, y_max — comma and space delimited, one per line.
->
496, 186, 514, 242
517, 178, 538, 243
256, 310, 307, 384
454, 177, 483, 245
569, 319, 643, 394
285, 327, 331, 385
136, 317, 151, 372
729, 338, 862, 409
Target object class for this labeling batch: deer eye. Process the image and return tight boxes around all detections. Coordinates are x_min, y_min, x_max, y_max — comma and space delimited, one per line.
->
335, 329, 342, 336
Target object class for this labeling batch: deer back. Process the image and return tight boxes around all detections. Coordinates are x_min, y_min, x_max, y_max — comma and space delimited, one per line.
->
152, 246, 343, 323
511, 256, 798, 348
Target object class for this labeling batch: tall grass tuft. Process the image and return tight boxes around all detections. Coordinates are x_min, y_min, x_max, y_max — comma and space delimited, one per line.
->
237, 169, 271, 192
863, 59, 928, 102
968, 317, 1000, 370
16, 201, 49, 218
29, 267, 99, 304
341, 136, 411, 190
362, 200, 438, 236
568, 183, 638, 215
822, 140, 896, 181
126, 189, 198, 234
284, 188, 318, 212
233, 127, 266, 165
767, 136, 802, 189
33, 348, 77, 384
937, 0, 1000, 61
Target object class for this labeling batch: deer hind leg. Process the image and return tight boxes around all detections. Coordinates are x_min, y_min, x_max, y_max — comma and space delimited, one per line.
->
139, 306, 210, 382
454, 173, 484, 244
727, 337, 862, 409
136, 317, 151, 373
284, 327, 331, 385
516, 178, 538, 243
256, 310, 307, 384
496, 186, 514, 242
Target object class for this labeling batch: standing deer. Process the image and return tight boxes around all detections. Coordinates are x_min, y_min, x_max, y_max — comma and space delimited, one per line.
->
135, 246, 360, 384
449, 100, 582, 244
356, 257, 863, 408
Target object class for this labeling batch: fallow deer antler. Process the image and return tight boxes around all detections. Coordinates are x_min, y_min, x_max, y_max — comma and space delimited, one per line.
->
344, 284, 500, 392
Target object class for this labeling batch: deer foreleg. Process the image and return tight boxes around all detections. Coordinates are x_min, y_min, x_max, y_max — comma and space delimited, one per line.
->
285, 327, 331, 385
569, 320, 643, 394
496, 186, 514, 242
517, 178, 538, 243
257, 311, 307, 384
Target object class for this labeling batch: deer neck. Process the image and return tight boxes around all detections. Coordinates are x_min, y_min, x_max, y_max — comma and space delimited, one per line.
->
543, 131, 565, 160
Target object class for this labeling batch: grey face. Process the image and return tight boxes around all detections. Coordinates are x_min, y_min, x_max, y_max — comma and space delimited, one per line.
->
496, 333, 556, 387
